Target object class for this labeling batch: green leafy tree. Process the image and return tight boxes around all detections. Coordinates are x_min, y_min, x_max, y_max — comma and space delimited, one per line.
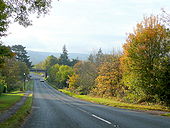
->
11, 45, 32, 68
56, 65, 74, 88
0, 0, 52, 37
0, 43, 14, 68
17, 61, 29, 81
47, 64, 74, 89
0, 1, 8, 37
1, 58, 29, 91
44, 55, 58, 70
47, 64, 60, 82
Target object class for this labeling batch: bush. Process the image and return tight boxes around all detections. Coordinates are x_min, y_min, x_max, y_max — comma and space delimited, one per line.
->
0, 79, 7, 95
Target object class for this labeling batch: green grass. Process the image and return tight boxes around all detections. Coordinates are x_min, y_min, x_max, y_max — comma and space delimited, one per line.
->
0, 80, 33, 113
0, 93, 24, 113
161, 113, 170, 117
0, 80, 34, 127
0, 94, 33, 128
59, 89, 170, 113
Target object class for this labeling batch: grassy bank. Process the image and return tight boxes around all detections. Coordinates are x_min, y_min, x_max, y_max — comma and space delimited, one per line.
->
0, 94, 33, 128
0, 80, 34, 127
59, 89, 170, 113
0, 93, 24, 113
0, 80, 33, 113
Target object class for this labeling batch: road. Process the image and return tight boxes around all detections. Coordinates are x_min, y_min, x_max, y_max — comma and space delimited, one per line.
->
22, 76, 170, 128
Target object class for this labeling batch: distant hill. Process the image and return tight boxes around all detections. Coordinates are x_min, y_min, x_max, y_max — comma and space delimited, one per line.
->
27, 50, 89, 65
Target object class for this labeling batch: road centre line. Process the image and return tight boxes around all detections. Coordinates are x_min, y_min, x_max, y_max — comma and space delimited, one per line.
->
92, 114, 112, 125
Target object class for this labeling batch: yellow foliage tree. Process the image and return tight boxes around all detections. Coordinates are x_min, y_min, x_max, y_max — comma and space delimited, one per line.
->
120, 15, 170, 103
92, 54, 124, 98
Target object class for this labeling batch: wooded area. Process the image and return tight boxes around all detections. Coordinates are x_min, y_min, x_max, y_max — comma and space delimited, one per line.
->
41, 15, 170, 105
0, 44, 31, 93
0, 2, 169, 106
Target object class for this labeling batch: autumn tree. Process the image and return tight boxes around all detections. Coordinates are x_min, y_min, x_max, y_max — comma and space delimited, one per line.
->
69, 61, 97, 94
92, 54, 124, 98
68, 74, 79, 92
120, 15, 170, 104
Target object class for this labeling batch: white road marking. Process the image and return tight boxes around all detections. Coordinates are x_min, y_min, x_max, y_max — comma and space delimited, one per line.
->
92, 114, 112, 125
42, 82, 121, 127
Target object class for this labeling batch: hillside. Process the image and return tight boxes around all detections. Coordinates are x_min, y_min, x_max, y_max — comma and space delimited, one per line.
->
27, 50, 89, 65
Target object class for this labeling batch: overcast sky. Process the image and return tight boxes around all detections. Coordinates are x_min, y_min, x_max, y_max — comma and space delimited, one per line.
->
2, 0, 170, 53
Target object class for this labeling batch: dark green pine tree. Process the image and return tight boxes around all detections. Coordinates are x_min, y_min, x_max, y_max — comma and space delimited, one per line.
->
59, 45, 70, 66
11, 45, 32, 68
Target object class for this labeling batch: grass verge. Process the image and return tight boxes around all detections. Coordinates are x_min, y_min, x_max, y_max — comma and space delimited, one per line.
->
0, 94, 33, 128
0, 80, 33, 113
0, 93, 24, 113
161, 113, 170, 117
59, 89, 170, 115
0, 80, 34, 127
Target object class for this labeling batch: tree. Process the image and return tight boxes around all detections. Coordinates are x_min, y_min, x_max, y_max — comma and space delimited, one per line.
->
92, 54, 124, 98
68, 74, 79, 92
47, 64, 74, 89
47, 64, 60, 82
44, 55, 58, 70
88, 48, 104, 66
11, 45, 32, 68
56, 65, 74, 88
0, 43, 14, 68
17, 61, 29, 81
120, 15, 170, 104
96, 48, 103, 66
0, 1, 8, 37
0, 78, 7, 94
0, 0, 52, 37
1, 58, 29, 92
69, 58, 79, 67
69, 61, 97, 94
161, 9, 170, 26
59, 45, 70, 66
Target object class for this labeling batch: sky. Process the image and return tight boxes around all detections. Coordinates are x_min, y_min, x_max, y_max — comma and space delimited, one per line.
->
2, 0, 170, 54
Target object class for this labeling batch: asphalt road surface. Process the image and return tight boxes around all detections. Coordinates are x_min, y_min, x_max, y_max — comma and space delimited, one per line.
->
22, 76, 170, 128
